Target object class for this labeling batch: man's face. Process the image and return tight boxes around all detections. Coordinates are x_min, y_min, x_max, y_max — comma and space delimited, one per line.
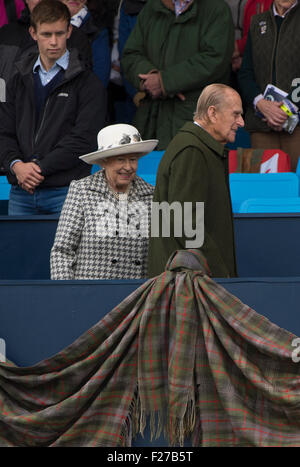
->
29, 19, 72, 70
61, 0, 86, 17
26, 0, 41, 12
211, 91, 244, 145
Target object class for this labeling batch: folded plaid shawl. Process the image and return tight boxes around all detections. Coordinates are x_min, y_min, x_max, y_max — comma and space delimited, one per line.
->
1, 249, 300, 447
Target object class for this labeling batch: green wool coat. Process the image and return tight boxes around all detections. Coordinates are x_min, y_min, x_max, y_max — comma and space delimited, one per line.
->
121, 0, 234, 149
147, 122, 237, 278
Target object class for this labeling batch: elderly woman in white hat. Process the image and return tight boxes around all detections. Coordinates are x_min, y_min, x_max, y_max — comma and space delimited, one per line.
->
50, 124, 158, 279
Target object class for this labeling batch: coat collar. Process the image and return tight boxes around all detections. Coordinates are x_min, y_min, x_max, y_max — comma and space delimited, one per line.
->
160, 0, 194, 12
15, 48, 84, 83
180, 122, 228, 159
85, 169, 154, 201
153, 0, 196, 21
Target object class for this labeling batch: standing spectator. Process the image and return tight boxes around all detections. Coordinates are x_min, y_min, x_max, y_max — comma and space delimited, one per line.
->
121, 0, 234, 150
148, 84, 244, 278
226, 0, 272, 73
238, 0, 300, 171
0, 0, 106, 215
118, 0, 147, 123
0, 0, 92, 84
107, 0, 128, 124
60, 0, 111, 87
51, 123, 157, 280
236, 0, 273, 57
0, 0, 24, 27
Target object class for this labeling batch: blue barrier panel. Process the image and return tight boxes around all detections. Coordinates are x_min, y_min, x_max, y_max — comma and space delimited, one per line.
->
1, 278, 300, 367
234, 213, 300, 277
0, 176, 10, 200
0, 216, 58, 279
0, 201, 8, 215
230, 173, 299, 212
1, 213, 300, 279
0, 176, 9, 214
239, 197, 300, 213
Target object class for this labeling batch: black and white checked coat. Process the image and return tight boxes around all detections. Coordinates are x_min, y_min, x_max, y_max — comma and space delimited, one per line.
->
50, 170, 154, 279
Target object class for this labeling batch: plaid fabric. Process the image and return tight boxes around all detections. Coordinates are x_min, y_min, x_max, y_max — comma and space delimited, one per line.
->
235, 147, 264, 172
1, 249, 300, 446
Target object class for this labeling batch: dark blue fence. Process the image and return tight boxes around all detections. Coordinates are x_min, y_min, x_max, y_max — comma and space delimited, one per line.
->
1, 213, 300, 279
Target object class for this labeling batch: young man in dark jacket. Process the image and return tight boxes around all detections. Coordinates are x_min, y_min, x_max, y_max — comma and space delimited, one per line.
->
0, 0, 106, 215
0, 0, 93, 84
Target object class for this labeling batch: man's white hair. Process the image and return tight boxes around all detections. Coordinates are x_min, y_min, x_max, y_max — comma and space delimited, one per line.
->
194, 83, 238, 121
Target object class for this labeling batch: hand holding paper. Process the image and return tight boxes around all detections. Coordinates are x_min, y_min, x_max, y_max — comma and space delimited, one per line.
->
257, 84, 299, 133
256, 99, 287, 127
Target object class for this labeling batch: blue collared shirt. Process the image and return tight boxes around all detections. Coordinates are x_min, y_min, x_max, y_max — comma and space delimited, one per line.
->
172, 0, 192, 17
33, 49, 69, 86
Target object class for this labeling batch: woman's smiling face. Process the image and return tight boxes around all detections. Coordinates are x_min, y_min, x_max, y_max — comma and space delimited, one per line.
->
101, 154, 139, 193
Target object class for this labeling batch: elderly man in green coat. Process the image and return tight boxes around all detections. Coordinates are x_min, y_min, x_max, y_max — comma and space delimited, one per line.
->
148, 83, 244, 278
121, 0, 235, 150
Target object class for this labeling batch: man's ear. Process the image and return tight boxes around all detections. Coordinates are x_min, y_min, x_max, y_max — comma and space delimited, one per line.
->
29, 25, 37, 41
67, 24, 72, 39
207, 105, 217, 123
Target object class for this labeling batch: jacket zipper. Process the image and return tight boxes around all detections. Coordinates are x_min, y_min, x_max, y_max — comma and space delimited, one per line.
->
34, 97, 50, 148
30, 60, 81, 153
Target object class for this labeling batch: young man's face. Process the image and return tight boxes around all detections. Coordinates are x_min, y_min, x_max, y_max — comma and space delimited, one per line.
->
29, 19, 72, 70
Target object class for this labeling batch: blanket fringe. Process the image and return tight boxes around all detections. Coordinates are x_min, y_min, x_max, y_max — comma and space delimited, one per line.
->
165, 398, 196, 446
120, 390, 141, 447
122, 391, 196, 447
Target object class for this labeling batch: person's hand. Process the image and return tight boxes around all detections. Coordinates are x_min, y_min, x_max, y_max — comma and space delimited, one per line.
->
12, 161, 44, 194
176, 92, 186, 101
256, 99, 287, 129
267, 122, 284, 132
139, 72, 185, 101
139, 73, 163, 99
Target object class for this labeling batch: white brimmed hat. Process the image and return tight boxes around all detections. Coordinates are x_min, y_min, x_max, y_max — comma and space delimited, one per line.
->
79, 124, 159, 164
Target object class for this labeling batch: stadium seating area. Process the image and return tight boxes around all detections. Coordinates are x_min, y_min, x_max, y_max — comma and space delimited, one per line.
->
137, 151, 300, 214
2, 154, 300, 214
230, 172, 300, 212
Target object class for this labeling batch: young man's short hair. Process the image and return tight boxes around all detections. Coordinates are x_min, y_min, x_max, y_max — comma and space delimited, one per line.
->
30, 0, 71, 30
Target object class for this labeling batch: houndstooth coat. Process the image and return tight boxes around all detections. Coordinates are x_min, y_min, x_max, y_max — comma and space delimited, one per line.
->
50, 170, 154, 279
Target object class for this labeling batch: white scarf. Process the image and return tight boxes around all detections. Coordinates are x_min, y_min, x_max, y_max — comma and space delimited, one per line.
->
71, 5, 88, 28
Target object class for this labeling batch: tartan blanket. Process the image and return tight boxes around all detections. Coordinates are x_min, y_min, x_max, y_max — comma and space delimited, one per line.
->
235, 147, 265, 173
1, 249, 300, 447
